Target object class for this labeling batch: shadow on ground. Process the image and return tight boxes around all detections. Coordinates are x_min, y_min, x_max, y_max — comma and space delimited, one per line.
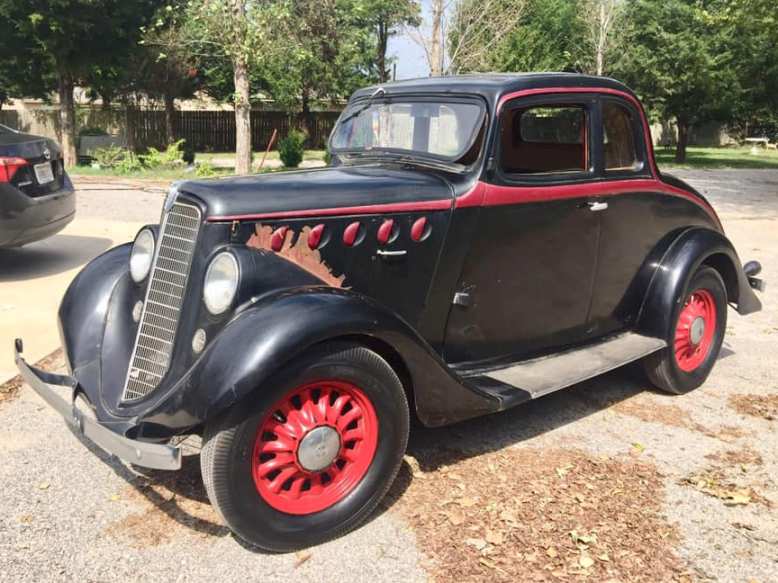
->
0, 234, 112, 281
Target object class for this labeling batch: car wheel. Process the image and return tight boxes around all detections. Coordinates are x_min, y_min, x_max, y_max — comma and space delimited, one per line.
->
200, 342, 409, 552
643, 266, 727, 394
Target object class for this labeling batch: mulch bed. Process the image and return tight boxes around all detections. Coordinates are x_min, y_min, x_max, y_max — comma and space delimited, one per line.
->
0, 349, 63, 406
391, 446, 695, 582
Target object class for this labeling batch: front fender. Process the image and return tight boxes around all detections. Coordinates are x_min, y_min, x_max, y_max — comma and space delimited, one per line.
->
58, 243, 132, 391
637, 227, 761, 340
140, 287, 500, 432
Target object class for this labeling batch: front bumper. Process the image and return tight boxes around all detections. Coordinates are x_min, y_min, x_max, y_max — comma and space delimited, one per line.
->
14, 339, 182, 470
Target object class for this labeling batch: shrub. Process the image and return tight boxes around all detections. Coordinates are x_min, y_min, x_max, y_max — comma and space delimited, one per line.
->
140, 139, 187, 169
278, 130, 306, 168
78, 126, 109, 137
181, 140, 196, 165
115, 152, 143, 174
195, 161, 218, 177
90, 144, 129, 169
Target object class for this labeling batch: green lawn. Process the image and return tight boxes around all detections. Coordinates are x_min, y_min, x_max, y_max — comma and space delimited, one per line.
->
656, 146, 778, 170
70, 149, 327, 181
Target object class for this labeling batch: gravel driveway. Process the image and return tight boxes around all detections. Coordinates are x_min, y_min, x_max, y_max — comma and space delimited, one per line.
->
0, 170, 775, 582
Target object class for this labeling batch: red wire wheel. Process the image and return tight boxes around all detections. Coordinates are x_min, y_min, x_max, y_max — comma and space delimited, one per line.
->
674, 288, 717, 373
251, 380, 379, 515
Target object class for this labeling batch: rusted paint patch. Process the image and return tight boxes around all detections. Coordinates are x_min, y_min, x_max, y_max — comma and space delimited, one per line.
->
247, 224, 346, 288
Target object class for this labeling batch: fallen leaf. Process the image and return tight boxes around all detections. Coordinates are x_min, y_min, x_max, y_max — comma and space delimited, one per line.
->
485, 530, 503, 545
546, 547, 558, 558
294, 550, 312, 568
465, 537, 487, 551
38, 482, 50, 490
632, 443, 645, 453
458, 497, 478, 508
579, 554, 595, 569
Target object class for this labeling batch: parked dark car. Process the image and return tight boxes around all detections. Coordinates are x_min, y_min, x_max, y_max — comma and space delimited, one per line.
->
16, 74, 763, 551
0, 123, 74, 247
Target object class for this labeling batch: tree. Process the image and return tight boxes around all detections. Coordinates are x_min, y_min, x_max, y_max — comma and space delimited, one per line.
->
611, 0, 739, 162
357, 0, 419, 82
140, 7, 203, 145
582, 0, 621, 76
0, 0, 158, 166
440, 0, 573, 75
264, 0, 376, 133
185, 0, 276, 174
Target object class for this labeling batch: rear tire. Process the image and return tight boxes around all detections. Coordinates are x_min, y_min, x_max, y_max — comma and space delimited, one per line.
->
201, 342, 409, 552
643, 266, 727, 394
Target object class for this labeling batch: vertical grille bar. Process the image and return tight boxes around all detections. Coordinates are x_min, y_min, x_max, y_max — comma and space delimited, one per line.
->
122, 201, 201, 401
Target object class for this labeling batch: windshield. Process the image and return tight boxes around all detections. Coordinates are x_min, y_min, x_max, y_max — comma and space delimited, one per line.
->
331, 99, 485, 163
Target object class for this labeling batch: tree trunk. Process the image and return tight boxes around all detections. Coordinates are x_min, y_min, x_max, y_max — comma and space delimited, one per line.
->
58, 74, 77, 167
164, 94, 176, 145
377, 21, 388, 83
675, 119, 689, 163
430, 0, 444, 76
233, 55, 252, 175
125, 101, 137, 153
300, 87, 313, 138
596, 3, 605, 75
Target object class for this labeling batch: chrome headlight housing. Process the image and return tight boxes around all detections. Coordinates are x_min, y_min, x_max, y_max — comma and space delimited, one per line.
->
129, 228, 155, 283
203, 252, 239, 315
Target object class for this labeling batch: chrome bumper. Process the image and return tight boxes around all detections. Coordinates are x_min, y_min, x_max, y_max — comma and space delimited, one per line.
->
14, 339, 181, 470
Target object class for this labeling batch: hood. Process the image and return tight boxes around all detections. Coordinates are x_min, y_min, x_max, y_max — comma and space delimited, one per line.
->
178, 165, 454, 219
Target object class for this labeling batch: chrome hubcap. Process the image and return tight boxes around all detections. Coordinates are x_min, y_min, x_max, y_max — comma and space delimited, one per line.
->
690, 316, 706, 346
297, 426, 341, 472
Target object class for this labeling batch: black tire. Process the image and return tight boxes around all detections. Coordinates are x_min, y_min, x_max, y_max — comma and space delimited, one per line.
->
200, 342, 409, 552
643, 266, 727, 394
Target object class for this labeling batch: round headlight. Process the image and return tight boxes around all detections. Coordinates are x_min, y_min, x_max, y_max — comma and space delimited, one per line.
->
203, 252, 239, 315
130, 228, 155, 283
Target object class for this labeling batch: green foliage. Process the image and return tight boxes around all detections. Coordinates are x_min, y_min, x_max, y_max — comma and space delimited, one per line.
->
139, 139, 186, 169
195, 160, 218, 177
450, 0, 588, 73
115, 152, 143, 174
278, 130, 306, 168
90, 144, 128, 168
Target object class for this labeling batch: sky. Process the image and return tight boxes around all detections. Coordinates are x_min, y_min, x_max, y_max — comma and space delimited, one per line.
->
386, 0, 434, 80
388, 31, 429, 80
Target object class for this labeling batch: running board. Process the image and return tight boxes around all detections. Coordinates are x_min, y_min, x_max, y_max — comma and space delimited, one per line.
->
466, 332, 666, 406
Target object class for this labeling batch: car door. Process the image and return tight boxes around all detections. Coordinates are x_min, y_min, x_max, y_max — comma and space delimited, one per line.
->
444, 94, 603, 365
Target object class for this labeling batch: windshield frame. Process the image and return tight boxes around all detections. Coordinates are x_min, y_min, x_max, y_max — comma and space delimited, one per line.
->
329, 94, 488, 166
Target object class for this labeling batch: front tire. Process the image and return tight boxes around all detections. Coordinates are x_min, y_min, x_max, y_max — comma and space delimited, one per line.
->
643, 266, 727, 394
201, 342, 409, 552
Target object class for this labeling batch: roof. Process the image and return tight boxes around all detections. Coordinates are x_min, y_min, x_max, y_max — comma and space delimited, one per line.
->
350, 73, 636, 110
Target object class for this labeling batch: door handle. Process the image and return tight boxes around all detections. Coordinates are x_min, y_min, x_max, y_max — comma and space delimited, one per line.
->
587, 201, 608, 212
377, 249, 407, 258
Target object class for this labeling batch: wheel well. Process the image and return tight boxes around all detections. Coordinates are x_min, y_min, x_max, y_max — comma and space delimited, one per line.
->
323, 334, 417, 423
703, 253, 738, 304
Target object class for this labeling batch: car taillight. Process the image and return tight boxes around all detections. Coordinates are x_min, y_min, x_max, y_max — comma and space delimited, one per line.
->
0, 157, 29, 183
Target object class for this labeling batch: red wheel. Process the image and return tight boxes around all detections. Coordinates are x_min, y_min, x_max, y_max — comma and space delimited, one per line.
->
674, 289, 717, 372
643, 267, 727, 394
200, 343, 409, 552
252, 381, 379, 514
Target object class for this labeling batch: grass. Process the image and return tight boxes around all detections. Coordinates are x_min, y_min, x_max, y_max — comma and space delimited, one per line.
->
69, 149, 327, 181
656, 146, 778, 170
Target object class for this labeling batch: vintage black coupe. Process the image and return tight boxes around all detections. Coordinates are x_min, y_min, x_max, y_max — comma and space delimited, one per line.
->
16, 74, 764, 551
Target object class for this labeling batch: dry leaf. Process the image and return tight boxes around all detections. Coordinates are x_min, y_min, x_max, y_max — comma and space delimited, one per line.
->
294, 550, 312, 568
465, 537, 487, 551
485, 530, 503, 546
546, 547, 558, 558
38, 482, 50, 490
579, 554, 595, 569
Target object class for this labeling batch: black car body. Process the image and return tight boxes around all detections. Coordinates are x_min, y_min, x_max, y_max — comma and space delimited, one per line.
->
0, 124, 75, 247
16, 74, 763, 550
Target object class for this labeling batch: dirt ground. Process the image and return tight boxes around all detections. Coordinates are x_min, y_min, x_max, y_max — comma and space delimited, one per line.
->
0, 170, 775, 582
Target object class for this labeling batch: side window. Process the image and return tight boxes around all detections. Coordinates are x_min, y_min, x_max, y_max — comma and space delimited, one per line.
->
500, 105, 589, 175
603, 101, 641, 171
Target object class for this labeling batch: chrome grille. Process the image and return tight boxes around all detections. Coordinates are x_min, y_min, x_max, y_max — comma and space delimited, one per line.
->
122, 201, 201, 401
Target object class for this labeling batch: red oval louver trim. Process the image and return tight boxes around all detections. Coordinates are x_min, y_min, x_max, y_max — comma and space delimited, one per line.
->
343, 221, 361, 246
271, 226, 289, 251
411, 217, 428, 242
308, 224, 325, 249
377, 219, 395, 245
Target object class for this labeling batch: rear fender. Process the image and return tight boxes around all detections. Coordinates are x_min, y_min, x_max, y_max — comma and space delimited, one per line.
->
637, 227, 761, 340
140, 287, 500, 430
